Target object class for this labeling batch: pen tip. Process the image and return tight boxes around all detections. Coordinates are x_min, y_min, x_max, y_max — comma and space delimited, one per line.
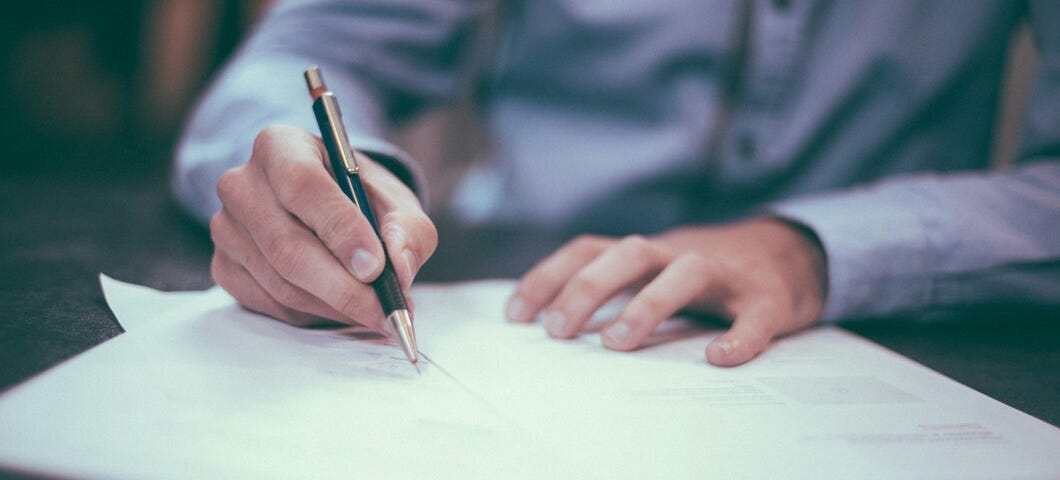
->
387, 309, 419, 364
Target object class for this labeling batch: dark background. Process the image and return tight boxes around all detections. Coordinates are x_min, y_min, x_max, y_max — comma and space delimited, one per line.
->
0, 3, 1057, 478
0, 1, 267, 178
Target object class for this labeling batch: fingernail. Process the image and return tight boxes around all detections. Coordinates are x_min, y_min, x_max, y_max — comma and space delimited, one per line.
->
350, 249, 381, 282
401, 249, 418, 289
506, 297, 526, 322
543, 310, 567, 336
603, 322, 631, 347
712, 339, 734, 356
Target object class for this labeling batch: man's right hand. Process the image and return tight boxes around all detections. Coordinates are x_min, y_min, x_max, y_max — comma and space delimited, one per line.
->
210, 125, 437, 332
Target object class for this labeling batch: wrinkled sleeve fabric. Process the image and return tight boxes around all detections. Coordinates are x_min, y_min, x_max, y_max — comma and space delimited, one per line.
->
172, 0, 491, 224
770, 3, 1060, 321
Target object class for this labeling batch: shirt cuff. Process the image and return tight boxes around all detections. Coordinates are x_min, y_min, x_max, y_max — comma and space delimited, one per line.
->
768, 189, 932, 321
348, 137, 429, 211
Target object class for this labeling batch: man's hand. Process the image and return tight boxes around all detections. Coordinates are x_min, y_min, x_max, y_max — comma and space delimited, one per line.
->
210, 125, 437, 331
505, 219, 827, 366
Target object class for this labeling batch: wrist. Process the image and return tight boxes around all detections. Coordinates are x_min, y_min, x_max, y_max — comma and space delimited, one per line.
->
763, 217, 829, 322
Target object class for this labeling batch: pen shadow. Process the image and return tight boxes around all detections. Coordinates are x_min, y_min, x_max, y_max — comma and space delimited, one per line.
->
325, 325, 389, 343
288, 317, 390, 342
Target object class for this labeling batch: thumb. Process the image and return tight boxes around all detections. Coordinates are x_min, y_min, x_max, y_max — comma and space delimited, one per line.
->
705, 302, 783, 367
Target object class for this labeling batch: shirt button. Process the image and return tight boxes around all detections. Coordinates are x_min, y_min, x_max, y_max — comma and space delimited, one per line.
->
737, 133, 757, 161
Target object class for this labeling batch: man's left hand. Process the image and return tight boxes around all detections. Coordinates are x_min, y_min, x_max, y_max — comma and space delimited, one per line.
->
505, 218, 828, 366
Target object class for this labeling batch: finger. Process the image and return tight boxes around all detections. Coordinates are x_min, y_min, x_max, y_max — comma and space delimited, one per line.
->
377, 209, 437, 291
505, 235, 610, 323
601, 254, 717, 351
542, 235, 668, 339
211, 251, 321, 327
210, 209, 350, 324
252, 126, 387, 283
358, 157, 437, 290
216, 163, 386, 332
705, 301, 784, 367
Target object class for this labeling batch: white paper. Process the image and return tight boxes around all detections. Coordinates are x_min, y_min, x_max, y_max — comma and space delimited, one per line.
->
415, 283, 1060, 479
1, 279, 1058, 479
100, 274, 227, 331
0, 280, 566, 480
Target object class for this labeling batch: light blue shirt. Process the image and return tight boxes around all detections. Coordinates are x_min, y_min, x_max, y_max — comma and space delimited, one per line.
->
174, 0, 1060, 321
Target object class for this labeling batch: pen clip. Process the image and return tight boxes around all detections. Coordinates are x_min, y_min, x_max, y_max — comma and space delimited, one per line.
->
317, 93, 359, 175
306, 66, 359, 175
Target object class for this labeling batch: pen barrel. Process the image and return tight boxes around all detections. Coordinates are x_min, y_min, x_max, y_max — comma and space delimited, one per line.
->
372, 259, 408, 314
313, 98, 409, 316
348, 172, 409, 315
313, 99, 356, 181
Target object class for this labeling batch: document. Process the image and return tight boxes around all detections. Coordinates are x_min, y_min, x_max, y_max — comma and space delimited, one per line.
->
0, 276, 1057, 479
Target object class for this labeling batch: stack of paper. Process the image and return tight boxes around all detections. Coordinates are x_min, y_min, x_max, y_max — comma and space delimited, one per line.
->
0, 275, 1056, 479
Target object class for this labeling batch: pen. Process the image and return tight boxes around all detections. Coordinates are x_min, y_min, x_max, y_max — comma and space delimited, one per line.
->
304, 66, 418, 365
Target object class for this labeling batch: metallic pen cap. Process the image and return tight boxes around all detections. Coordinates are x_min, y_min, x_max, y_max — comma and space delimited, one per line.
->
387, 309, 418, 364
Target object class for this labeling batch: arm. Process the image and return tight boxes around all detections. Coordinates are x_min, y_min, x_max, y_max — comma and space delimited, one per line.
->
173, 0, 494, 223
174, 0, 494, 331
508, 2, 1060, 366
772, 1, 1060, 320
772, 163, 1060, 321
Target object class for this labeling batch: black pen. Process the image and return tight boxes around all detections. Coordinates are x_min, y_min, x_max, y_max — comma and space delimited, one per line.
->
304, 66, 418, 364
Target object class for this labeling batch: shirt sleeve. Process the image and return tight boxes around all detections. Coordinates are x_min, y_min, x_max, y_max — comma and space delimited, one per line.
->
171, 0, 493, 224
769, 3, 1060, 321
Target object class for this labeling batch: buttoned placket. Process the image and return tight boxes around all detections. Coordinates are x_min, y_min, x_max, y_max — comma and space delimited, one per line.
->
723, 0, 810, 175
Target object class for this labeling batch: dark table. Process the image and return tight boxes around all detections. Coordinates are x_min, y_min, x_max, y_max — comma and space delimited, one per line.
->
1, 169, 1058, 478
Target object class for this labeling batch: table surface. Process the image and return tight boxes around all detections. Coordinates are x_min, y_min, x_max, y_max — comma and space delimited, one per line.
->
1, 170, 1058, 478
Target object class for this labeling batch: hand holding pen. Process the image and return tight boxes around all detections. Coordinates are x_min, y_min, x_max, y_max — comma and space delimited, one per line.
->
305, 66, 418, 362
208, 80, 436, 357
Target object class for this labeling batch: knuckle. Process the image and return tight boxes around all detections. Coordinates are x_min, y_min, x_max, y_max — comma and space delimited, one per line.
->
529, 264, 573, 292
272, 282, 310, 311
512, 272, 551, 304
209, 254, 228, 286
631, 292, 668, 317
617, 234, 651, 254
676, 253, 713, 275
215, 168, 242, 202
253, 125, 290, 155
264, 234, 309, 279
567, 272, 604, 300
616, 235, 662, 264
408, 214, 439, 254
208, 211, 223, 232
335, 289, 368, 322
278, 162, 318, 200
570, 234, 605, 254
255, 268, 288, 298
253, 125, 324, 180
208, 213, 225, 245
317, 211, 359, 248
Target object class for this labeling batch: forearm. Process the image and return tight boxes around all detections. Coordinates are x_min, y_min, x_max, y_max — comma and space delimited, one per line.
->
771, 161, 1060, 321
172, 0, 491, 223
171, 53, 418, 224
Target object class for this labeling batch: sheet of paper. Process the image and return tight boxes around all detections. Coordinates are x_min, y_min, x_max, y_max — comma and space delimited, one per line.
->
412, 283, 1060, 479
0, 281, 567, 480
100, 274, 227, 331
1, 279, 1058, 479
